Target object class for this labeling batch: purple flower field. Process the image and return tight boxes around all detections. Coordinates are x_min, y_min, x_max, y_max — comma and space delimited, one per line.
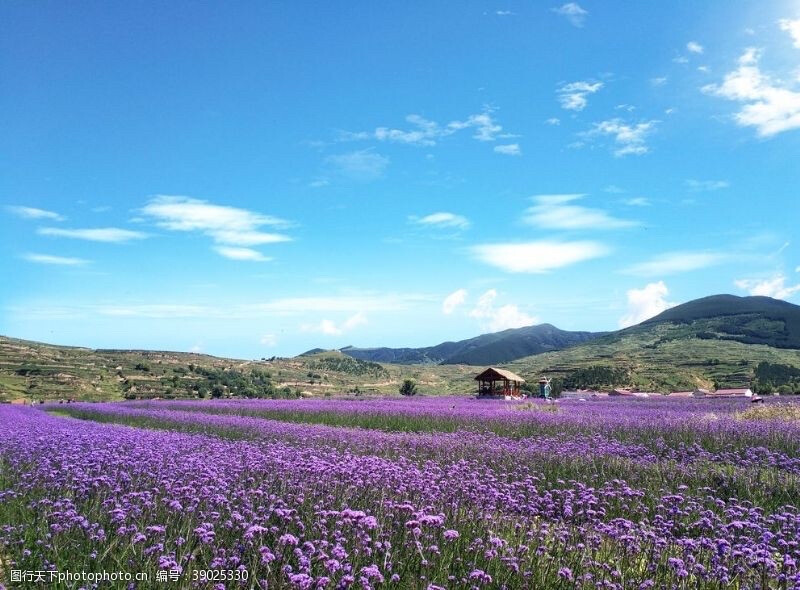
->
1, 397, 800, 588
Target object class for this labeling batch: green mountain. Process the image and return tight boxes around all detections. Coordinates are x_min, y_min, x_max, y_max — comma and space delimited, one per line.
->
341, 323, 603, 366
505, 295, 800, 393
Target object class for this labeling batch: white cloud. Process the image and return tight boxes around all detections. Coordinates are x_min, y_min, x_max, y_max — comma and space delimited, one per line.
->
260, 334, 278, 346
469, 289, 538, 332
142, 195, 290, 247
686, 179, 730, 191
558, 80, 603, 111
524, 194, 637, 230
545, 117, 561, 125
623, 197, 651, 206
779, 18, 800, 48
23, 253, 89, 266
37, 227, 147, 243
6, 206, 64, 221
622, 251, 727, 276
342, 109, 512, 148
650, 77, 668, 87
325, 150, 389, 181
302, 312, 367, 336
687, 41, 704, 54
585, 118, 658, 156
494, 143, 522, 156
472, 240, 610, 273
735, 274, 800, 299
552, 2, 588, 27
702, 47, 800, 137
442, 288, 468, 314
213, 246, 271, 262
411, 212, 471, 230
496, 10, 513, 16
618, 281, 676, 328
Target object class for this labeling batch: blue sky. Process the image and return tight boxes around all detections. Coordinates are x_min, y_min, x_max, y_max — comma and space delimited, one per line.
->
2, 1, 800, 358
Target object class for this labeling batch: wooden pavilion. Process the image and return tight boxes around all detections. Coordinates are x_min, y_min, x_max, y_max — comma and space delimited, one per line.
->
475, 367, 525, 398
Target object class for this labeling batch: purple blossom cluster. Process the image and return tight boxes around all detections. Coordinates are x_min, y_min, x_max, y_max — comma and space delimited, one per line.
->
1, 396, 799, 589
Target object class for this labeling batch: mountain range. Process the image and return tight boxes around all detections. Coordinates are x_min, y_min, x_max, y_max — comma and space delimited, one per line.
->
337, 295, 800, 367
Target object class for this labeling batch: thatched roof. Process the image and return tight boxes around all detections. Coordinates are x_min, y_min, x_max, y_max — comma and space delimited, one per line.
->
474, 367, 525, 383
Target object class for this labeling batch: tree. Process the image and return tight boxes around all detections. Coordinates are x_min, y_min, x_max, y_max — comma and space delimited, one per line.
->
399, 379, 418, 396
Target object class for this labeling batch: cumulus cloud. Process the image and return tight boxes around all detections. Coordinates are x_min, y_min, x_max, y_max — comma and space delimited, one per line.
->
622, 251, 727, 276
552, 3, 588, 27
686, 179, 730, 191
687, 41, 704, 54
494, 143, 522, 156
302, 312, 367, 336
469, 289, 537, 332
37, 227, 147, 243
557, 80, 603, 111
735, 274, 800, 299
524, 194, 637, 230
325, 150, 389, 181
779, 18, 800, 48
410, 212, 471, 230
585, 118, 658, 156
442, 288, 468, 314
472, 240, 609, 273
702, 47, 800, 137
6, 206, 64, 221
619, 281, 676, 328
23, 253, 89, 266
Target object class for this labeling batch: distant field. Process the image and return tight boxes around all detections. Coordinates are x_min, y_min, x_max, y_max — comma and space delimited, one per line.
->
1, 396, 799, 588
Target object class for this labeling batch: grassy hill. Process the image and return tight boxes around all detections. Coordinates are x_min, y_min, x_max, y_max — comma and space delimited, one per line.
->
504, 296, 800, 393
341, 323, 602, 365
0, 336, 475, 402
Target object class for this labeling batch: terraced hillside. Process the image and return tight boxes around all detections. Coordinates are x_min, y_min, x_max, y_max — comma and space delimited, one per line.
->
0, 337, 474, 402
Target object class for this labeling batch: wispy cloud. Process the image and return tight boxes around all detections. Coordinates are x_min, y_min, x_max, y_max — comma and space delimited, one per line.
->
778, 18, 800, 48
623, 197, 651, 206
545, 117, 561, 126
442, 288, 468, 314
140, 196, 289, 260
650, 77, 668, 87
22, 253, 89, 266
213, 246, 271, 262
735, 274, 800, 299
702, 46, 800, 137
523, 194, 637, 230
493, 143, 521, 156
686, 179, 730, 192
340, 108, 513, 148
618, 281, 676, 327
469, 289, 537, 332
9, 293, 433, 321
552, 3, 588, 27
301, 312, 367, 336
622, 251, 727, 276
687, 41, 704, 54
557, 80, 603, 111
472, 240, 610, 273
6, 206, 64, 221
325, 150, 389, 182
410, 212, 471, 230
584, 118, 658, 156
37, 227, 147, 243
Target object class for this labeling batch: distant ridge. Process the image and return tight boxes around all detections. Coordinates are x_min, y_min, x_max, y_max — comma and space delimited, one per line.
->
634, 294, 800, 349
341, 323, 604, 366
